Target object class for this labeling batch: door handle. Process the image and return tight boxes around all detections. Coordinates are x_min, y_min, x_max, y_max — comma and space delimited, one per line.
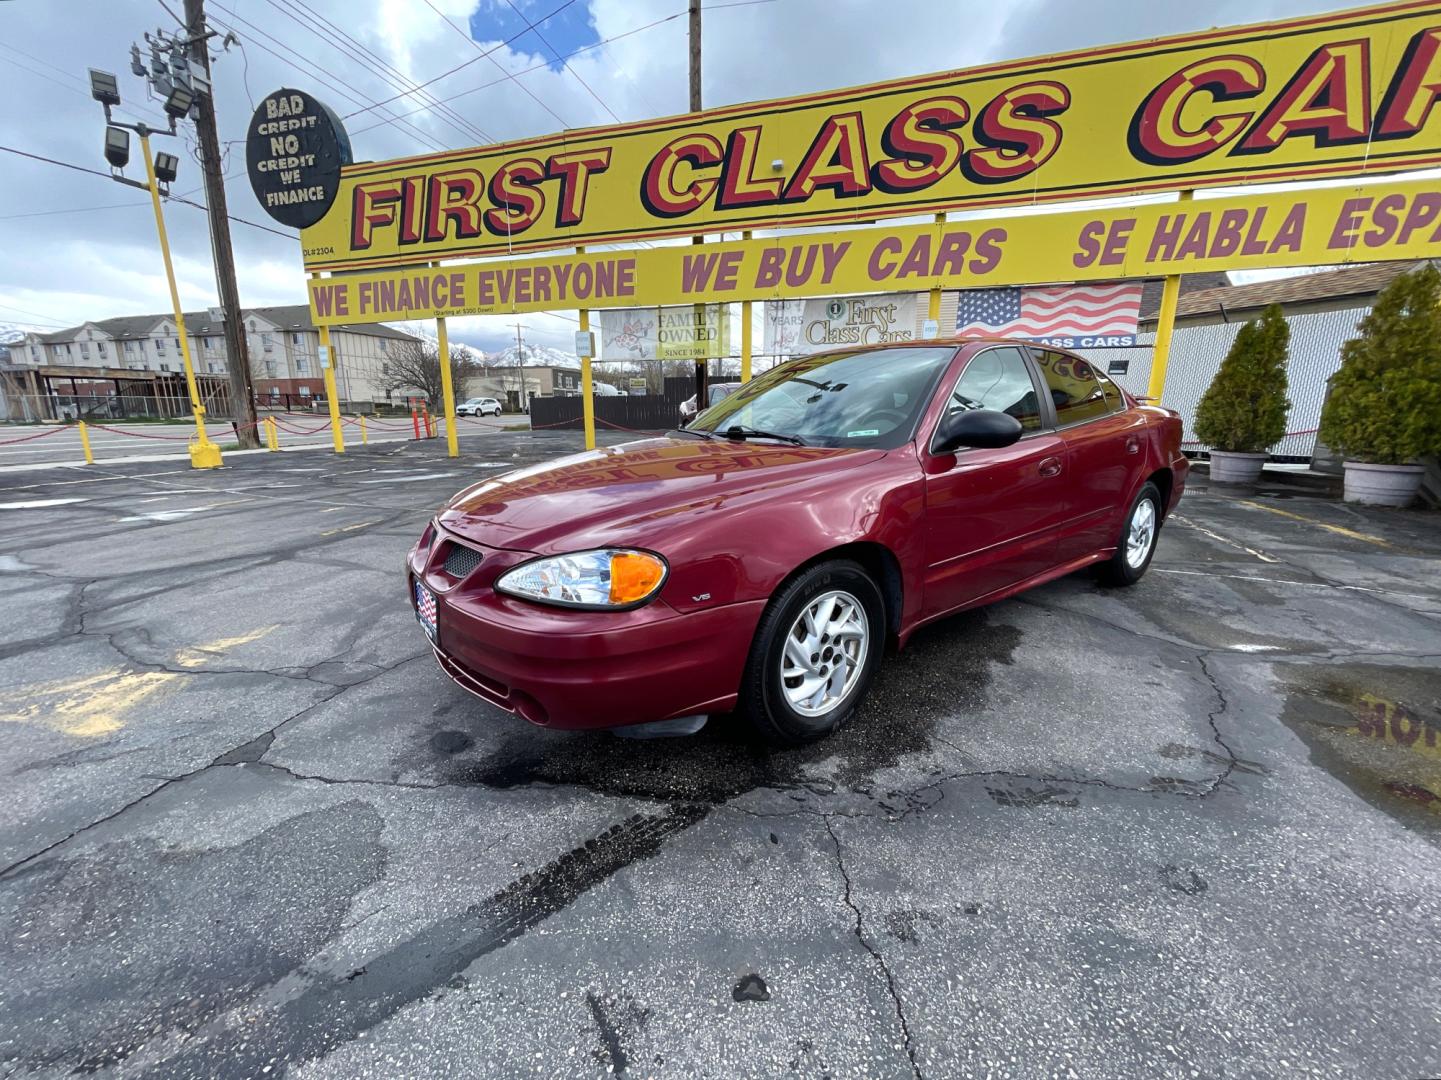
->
1039, 456, 1063, 477
1125, 436, 1141, 454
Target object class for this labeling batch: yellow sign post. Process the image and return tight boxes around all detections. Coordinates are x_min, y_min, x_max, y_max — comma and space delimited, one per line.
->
1147, 191, 1193, 402
141, 133, 221, 469
577, 246, 596, 451
317, 322, 345, 455
435, 315, 460, 458
740, 232, 753, 383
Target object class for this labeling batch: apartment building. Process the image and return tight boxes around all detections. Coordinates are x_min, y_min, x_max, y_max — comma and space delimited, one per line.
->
10, 305, 420, 409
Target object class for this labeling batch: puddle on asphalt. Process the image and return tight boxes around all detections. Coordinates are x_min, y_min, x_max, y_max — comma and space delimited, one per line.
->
434, 610, 1023, 804
1281, 663, 1441, 838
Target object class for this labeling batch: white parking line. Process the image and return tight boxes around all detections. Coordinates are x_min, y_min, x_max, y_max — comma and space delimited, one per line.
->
355, 472, 456, 483
1171, 514, 1280, 563
0, 498, 87, 509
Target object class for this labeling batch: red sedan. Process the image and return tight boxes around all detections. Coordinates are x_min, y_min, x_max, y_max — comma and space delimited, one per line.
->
408, 340, 1187, 742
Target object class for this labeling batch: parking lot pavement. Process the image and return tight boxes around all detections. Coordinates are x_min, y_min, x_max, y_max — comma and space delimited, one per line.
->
1, 439, 1438, 1078
0, 414, 527, 470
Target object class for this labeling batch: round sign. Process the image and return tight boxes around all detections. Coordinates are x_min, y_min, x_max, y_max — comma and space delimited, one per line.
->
245, 88, 352, 230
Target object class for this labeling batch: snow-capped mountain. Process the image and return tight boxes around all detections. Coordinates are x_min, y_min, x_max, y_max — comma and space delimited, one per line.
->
395, 322, 578, 368
484, 342, 580, 369
402, 324, 486, 363
0, 322, 29, 344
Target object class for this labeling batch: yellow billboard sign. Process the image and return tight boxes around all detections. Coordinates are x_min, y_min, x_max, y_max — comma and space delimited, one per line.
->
300, 2, 1441, 271
308, 178, 1441, 325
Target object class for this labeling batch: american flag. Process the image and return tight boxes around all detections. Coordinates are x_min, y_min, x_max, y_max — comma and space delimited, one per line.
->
955, 283, 1143, 338
414, 580, 438, 635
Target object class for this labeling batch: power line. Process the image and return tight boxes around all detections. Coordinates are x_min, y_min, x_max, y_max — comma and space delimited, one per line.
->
0, 44, 168, 125
0, 144, 296, 239
0, 201, 146, 221
206, 2, 449, 153
0, 302, 76, 329
154, 0, 186, 27
350, 10, 685, 134
499, 0, 622, 124
417, 0, 568, 128
346, 0, 580, 121
261, 0, 494, 146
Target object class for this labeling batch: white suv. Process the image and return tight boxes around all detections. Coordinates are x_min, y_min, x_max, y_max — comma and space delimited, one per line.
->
456, 397, 502, 417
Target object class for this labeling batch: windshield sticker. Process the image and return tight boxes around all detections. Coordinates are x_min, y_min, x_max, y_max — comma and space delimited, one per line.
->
847, 429, 880, 437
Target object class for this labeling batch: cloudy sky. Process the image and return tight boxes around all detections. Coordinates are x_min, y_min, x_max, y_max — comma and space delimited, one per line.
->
0, 0, 1385, 353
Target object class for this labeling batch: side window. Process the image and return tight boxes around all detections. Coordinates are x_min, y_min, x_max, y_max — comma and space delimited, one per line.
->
946, 347, 1042, 431
1034, 350, 1111, 425
1095, 368, 1126, 412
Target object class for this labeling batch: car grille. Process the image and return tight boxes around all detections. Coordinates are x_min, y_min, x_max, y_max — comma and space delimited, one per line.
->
442, 543, 483, 579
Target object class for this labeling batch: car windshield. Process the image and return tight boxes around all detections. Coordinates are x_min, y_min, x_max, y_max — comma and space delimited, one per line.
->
689, 347, 957, 448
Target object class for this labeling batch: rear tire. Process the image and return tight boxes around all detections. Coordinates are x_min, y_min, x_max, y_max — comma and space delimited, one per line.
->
1100, 481, 1162, 586
738, 560, 884, 744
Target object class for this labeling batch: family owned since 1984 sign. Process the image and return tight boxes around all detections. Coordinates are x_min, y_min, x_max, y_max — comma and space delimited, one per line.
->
246, 88, 352, 230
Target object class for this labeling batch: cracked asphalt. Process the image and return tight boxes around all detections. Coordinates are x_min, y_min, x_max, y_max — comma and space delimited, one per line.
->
2, 434, 1439, 1079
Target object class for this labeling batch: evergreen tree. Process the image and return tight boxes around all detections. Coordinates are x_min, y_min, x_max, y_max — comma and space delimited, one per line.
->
1193, 303, 1290, 453
1320, 264, 1441, 465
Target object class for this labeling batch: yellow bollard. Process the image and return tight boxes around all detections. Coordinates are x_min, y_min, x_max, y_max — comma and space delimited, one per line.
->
268, 417, 280, 452
77, 420, 94, 465
359, 415, 368, 445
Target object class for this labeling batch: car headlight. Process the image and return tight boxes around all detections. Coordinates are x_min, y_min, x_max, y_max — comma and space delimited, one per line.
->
495, 549, 667, 609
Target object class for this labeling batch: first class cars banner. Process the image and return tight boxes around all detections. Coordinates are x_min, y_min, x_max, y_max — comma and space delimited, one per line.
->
301, 1, 1441, 271
307, 177, 1441, 325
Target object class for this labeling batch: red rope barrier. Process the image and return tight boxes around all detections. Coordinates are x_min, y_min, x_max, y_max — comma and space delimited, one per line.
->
271, 418, 334, 435
88, 423, 197, 441
0, 425, 71, 446
596, 417, 667, 433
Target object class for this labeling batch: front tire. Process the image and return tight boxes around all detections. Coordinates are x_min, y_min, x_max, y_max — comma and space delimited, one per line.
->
1100, 481, 1162, 586
738, 560, 884, 744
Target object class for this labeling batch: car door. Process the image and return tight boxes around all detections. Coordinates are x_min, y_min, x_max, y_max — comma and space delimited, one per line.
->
1029, 348, 1148, 562
922, 345, 1069, 617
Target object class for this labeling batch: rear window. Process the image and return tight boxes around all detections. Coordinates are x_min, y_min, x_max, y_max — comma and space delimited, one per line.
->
1094, 369, 1127, 412
1034, 350, 1111, 426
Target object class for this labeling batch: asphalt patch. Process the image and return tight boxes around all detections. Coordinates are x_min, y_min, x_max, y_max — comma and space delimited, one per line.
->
442, 609, 1022, 803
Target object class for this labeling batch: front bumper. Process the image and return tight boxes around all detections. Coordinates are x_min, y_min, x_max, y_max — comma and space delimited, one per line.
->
408, 526, 764, 730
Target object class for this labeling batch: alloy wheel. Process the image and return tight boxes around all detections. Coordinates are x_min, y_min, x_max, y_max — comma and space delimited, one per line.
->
779, 590, 869, 717
1126, 497, 1157, 569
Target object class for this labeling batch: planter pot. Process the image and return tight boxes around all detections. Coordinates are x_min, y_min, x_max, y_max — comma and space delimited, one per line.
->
1342, 461, 1425, 507
1207, 450, 1268, 485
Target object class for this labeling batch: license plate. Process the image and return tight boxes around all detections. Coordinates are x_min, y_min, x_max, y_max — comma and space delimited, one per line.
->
414, 580, 439, 645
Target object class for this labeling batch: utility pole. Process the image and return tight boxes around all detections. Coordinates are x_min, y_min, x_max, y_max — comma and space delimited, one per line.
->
515, 321, 524, 412
688, 0, 707, 417
182, 0, 260, 448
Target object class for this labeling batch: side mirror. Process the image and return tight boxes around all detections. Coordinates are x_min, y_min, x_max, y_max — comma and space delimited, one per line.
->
933, 408, 1024, 453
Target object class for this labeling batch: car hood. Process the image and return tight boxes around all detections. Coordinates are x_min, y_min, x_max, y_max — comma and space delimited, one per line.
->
438, 436, 884, 553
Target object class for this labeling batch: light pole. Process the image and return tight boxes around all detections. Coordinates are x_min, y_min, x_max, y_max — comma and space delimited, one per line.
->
90, 68, 222, 469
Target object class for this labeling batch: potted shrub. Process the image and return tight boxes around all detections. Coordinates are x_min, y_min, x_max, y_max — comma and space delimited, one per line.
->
1320, 264, 1441, 507
1193, 303, 1291, 485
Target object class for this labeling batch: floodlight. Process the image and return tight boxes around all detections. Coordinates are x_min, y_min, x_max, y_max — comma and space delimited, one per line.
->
104, 126, 130, 169
89, 69, 121, 107
163, 84, 194, 119
154, 151, 179, 184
